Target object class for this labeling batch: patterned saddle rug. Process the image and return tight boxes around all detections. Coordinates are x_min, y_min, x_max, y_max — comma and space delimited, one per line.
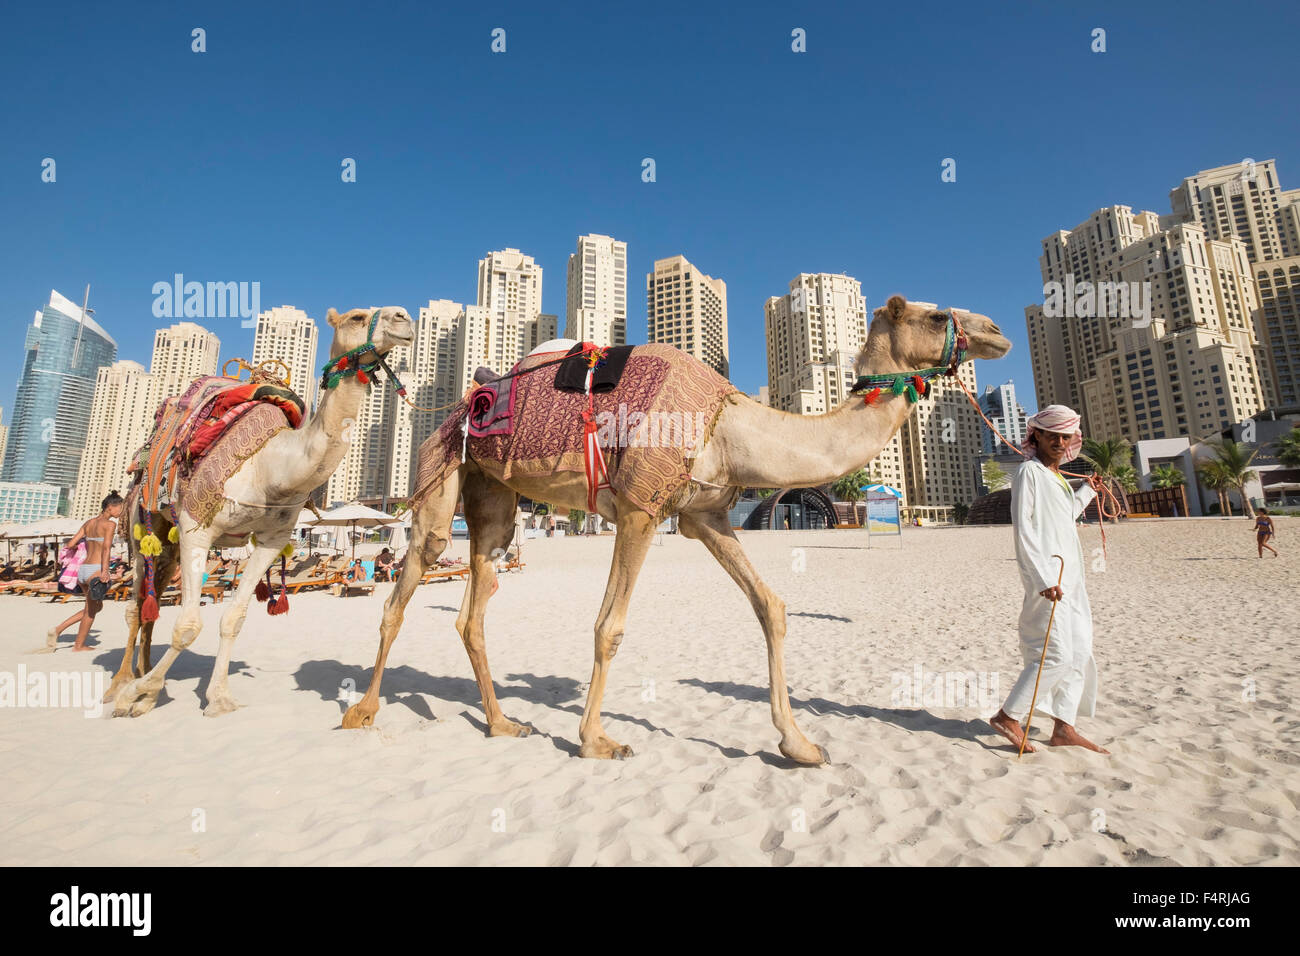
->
411, 343, 737, 519
129, 373, 305, 528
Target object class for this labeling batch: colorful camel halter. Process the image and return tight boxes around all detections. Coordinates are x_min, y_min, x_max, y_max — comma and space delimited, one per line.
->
849, 308, 968, 404
319, 310, 408, 396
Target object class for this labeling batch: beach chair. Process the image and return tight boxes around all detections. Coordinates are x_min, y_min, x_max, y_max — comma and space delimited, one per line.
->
201, 561, 242, 604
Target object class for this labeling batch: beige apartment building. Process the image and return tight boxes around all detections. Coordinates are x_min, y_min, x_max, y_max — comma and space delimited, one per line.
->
1169, 160, 1300, 408
764, 273, 867, 414
1026, 202, 1266, 444
252, 306, 319, 413
646, 255, 729, 377
896, 359, 983, 522
73, 322, 222, 519
567, 234, 627, 346
72, 360, 157, 518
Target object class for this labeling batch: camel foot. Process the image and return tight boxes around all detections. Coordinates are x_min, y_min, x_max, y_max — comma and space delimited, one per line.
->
487, 718, 533, 738
203, 694, 239, 718
341, 703, 376, 729
779, 737, 830, 767
579, 736, 634, 760
112, 681, 161, 718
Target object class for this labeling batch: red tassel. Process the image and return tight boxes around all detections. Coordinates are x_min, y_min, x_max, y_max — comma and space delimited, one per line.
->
141, 594, 159, 622
255, 578, 270, 602
864, 388, 882, 405
356, 369, 369, 385
268, 590, 289, 616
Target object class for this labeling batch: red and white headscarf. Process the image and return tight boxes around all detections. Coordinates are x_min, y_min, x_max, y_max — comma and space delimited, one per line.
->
1022, 404, 1083, 462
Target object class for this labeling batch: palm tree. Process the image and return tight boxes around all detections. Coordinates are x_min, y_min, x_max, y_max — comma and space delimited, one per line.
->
1276, 427, 1300, 469
1081, 436, 1134, 519
1149, 463, 1186, 489
1197, 460, 1232, 515
830, 467, 877, 527
981, 459, 1011, 491
1202, 439, 1259, 518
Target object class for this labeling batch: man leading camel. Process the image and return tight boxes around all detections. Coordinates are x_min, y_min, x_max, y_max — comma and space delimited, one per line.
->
989, 405, 1109, 755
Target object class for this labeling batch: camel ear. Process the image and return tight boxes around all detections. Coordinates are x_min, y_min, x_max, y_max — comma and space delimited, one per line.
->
884, 295, 908, 321
325, 308, 343, 328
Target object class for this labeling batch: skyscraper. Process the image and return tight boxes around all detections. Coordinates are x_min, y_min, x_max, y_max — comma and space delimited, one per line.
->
252, 306, 319, 412
567, 234, 628, 346
1169, 160, 1300, 408
1025, 202, 1266, 443
765, 273, 867, 414
2, 290, 117, 512
475, 248, 558, 369
72, 360, 157, 518
976, 381, 1029, 454
646, 255, 729, 377
897, 358, 983, 522
151, 321, 222, 398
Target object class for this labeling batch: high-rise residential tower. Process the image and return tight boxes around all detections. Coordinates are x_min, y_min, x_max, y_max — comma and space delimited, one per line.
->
567, 234, 628, 346
252, 306, 319, 412
2, 290, 117, 512
977, 381, 1029, 454
764, 273, 867, 414
72, 360, 157, 518
647, 255, 729, 377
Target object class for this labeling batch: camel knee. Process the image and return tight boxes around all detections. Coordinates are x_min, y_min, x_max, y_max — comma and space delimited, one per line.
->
171, 616, 202, 650
595, 626, 625, 660
220, 607, 248, 640
421, 531, 448, 564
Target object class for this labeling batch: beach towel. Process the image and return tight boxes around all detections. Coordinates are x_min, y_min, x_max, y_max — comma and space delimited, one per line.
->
411, 344, 737, 519
57, 541, 87, 592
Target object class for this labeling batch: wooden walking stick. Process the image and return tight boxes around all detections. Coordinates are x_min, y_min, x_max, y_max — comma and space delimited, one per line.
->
1019, 554, 1065, 759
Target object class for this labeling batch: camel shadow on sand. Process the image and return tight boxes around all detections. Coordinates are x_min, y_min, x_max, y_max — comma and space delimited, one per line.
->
679, 677, 1005, 753
87, 648, 251, 710
292, 661, 675, 757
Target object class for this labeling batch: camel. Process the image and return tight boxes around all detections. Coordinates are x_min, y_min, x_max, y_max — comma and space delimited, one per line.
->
342, 295, 1010, 765
109, 307, 414, 717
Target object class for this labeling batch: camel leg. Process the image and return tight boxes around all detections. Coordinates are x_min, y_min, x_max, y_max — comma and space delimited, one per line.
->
679, 510, 827, 765
453, 470, 530, 737
204, 538, 285, 716
342, 468, 464, 729
104, 547, 169, 702
578, 507, 657, 759
112, 534, 210, 718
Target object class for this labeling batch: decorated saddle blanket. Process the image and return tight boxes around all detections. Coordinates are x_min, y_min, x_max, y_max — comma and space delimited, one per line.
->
129, 374, 305, 527
411, 343, 737, 519
467, 366, 516, 438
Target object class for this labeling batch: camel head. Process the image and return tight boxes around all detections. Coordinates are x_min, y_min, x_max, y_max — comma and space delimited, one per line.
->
325, 306, 414, 360
858, 295, 1010, 375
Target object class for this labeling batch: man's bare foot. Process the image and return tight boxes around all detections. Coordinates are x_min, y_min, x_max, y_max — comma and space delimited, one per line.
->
72, 642, 95, 652
989, 709, 1036, 753
1047, 722, 1109, 754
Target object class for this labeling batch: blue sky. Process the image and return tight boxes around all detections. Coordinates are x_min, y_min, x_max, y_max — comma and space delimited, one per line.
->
2, 0, 1298, 414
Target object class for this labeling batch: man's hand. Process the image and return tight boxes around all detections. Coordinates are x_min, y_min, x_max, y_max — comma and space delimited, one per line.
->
1039, 585, 1064, 602
1086, 474, 1104, 491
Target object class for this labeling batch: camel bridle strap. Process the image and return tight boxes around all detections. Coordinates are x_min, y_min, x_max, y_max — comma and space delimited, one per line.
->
320, 310, 386, 390
850, 308, 969, 404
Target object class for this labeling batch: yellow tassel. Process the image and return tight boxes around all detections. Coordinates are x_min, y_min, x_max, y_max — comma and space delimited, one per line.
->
133, 523, 144, 540
168, 526, 180, 544
140, 534, 163, 557
250, 533, 258, 547
280, 542, 295, 559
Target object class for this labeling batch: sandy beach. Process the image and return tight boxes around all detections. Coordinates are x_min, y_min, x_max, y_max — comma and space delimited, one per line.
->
1, 518, 1296, 866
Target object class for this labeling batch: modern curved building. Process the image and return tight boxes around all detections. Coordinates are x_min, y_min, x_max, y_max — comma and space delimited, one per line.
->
1, 290, 117, 512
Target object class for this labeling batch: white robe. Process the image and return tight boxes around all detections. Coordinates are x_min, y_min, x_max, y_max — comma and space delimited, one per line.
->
1002, 458, 1099, 725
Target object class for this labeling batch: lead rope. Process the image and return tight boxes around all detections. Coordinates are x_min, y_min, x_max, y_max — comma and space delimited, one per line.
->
948, 372, 1121, 558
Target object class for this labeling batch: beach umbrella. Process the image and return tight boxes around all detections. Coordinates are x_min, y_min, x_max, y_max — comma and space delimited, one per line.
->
859, 484, 903, 498
309, 503, 399, 561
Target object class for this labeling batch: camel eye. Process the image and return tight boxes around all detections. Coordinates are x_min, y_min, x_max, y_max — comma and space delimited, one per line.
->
930, 313, 946, 323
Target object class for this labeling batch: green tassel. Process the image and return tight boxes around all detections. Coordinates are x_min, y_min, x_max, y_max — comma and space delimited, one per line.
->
905, 384, 918, 402
891, 377, 906, 395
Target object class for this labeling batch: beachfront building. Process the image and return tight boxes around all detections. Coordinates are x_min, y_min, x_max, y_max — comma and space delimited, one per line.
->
475, 248, 558, 372
151, 321, 221, 398
1168, 160, 1300, 409
765, 272, 867, 415
1025, 203, 1266, 445
2, 290, 117, 514
977, 381, 1028, 454
71, 361, 156, 519
252, 306, 319, 413
0, 481, 62, 524
896, 352, 983, 524
647, 255, 729, 377
567, 234, 628, 347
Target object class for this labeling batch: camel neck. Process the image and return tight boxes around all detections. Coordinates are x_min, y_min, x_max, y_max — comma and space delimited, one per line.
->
273, 375, 370, 494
